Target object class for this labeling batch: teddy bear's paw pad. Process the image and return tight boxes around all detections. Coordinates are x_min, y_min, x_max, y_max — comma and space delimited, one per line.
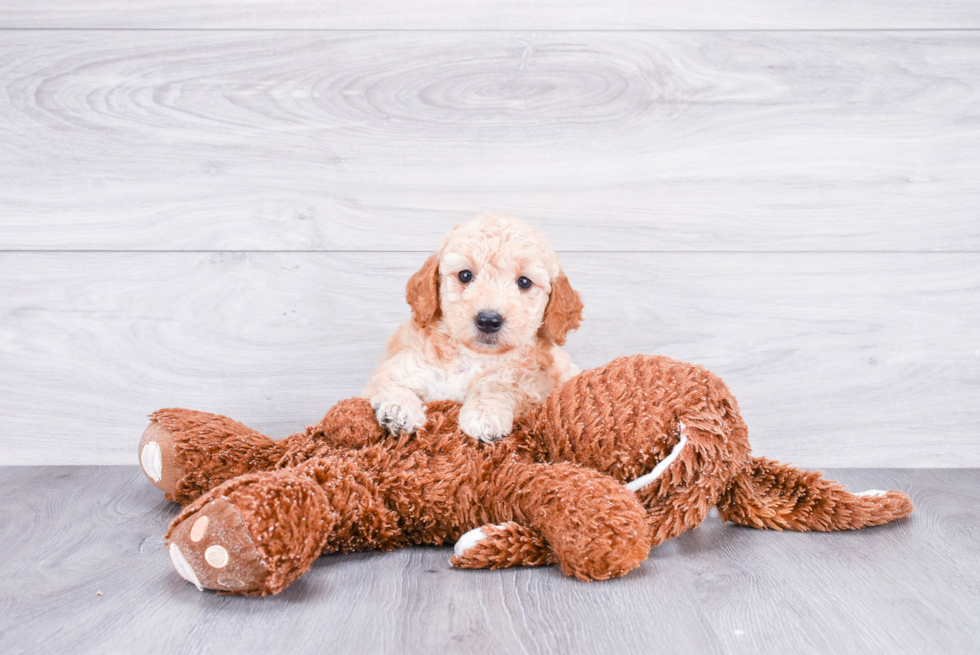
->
141, 441, 162, 482
167, 498, 270, 594
139, 422, 182, 495
450, 522, 554, 570
169, 543, 203, 591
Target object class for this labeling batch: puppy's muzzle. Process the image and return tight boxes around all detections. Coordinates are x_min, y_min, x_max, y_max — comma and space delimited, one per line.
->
475, 311, 504, 334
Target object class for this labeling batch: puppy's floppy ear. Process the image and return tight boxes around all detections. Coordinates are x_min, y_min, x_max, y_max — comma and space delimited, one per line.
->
542, 272, 583, 346
406, 254, 442, 327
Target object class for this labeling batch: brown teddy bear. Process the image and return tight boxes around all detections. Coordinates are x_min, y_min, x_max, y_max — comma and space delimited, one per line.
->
140, 355, 913, 596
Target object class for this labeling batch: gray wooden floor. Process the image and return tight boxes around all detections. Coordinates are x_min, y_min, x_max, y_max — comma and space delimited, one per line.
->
0, 466, 977, 655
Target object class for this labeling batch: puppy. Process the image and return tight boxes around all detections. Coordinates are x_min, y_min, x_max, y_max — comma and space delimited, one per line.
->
364, 213, 584, 442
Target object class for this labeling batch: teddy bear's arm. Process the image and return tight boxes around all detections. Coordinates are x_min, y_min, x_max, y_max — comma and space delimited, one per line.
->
296, 397, 392, 453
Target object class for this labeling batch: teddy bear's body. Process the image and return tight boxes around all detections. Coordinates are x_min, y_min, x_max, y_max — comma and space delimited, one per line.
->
141, 355, 912, 595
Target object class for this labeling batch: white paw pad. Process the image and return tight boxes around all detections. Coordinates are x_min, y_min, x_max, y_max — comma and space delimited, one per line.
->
140, 441, 162, 482
205, 545, 229, 568
453, 527, 487, 558
169, 543, 203, 591
190, 516, 209, 542
856, 489, 888, 497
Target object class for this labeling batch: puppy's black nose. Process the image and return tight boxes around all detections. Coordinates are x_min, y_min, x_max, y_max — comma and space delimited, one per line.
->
476, 311, 504, 334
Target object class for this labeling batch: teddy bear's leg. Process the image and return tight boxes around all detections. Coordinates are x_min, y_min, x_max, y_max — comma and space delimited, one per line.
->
140, 409, 288, 504
165, 455, 405, 595
462, 460, 652, 581
166, 467, 335, 595
450, 522, 556, 570
520, 355, 754, 547
640, 485, 720, 547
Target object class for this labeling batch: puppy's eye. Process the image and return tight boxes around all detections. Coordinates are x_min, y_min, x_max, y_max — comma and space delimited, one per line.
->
517, 276, 533, 291
458, 270, 473, 284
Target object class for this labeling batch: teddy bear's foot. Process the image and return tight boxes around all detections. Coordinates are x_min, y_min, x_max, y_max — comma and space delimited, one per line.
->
139, 421, 183, 498
450, 522, 556, 570
166, 469, 337, 595
167, 496, 272, 593
140, 409, 287, 504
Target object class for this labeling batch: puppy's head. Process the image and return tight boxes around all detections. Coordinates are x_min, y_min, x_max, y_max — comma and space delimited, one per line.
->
406, 213, 583, 352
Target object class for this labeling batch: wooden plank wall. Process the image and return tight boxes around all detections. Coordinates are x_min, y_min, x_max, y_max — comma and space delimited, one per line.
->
1, 4, 978, 466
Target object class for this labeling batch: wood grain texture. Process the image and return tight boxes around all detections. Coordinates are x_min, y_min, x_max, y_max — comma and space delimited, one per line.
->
0, 466, 976, 655
2, 31, 979, 251
2, 1, 979, 30
1, 252, 977, 466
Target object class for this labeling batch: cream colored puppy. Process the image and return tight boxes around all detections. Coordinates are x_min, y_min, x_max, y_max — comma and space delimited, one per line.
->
364, 213, 584, 442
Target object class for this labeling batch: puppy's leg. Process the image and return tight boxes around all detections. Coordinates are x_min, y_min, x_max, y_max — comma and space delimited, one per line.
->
459, 391, 515, 442
364, 346, 432, 435
460, 363, 552, 442
370, 385, 427, 435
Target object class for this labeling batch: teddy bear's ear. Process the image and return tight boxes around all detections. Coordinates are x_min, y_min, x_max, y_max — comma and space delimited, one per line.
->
405, 254, 442, 328
542, 271, 583, 346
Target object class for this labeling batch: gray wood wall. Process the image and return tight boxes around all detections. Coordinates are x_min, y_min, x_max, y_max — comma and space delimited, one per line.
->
1, 2, 978, 466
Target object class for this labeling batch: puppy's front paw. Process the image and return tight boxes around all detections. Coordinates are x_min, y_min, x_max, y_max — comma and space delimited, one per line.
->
371, 392, 426, 435
459, 400, 513, 442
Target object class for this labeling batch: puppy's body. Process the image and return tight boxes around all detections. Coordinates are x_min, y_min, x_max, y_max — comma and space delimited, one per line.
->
365, 214, 583, 441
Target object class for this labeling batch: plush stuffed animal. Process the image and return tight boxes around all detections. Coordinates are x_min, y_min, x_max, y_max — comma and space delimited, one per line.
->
139, 355, 913, 596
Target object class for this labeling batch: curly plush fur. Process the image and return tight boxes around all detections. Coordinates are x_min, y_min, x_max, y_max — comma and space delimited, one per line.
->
141, 355, 913, 596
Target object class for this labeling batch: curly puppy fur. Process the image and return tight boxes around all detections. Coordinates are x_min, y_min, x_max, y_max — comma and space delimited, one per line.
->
364, 213, 584, 442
